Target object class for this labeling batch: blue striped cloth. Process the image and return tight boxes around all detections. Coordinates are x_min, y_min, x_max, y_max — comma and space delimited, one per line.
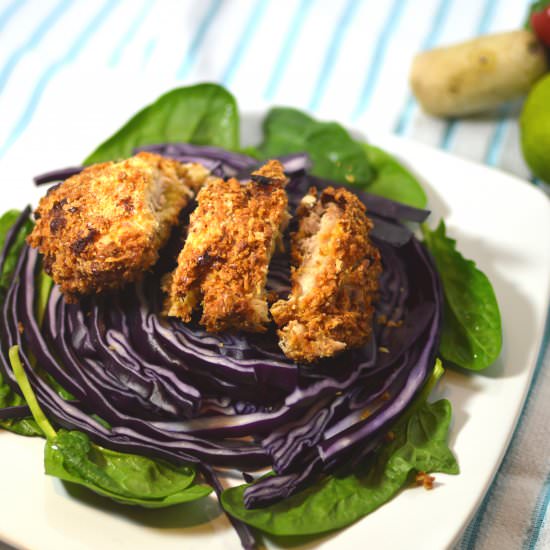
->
0, 1, 548, 548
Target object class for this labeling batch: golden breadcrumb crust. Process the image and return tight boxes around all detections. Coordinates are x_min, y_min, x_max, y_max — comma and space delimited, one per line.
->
270, 186, 382, 362
164, 160, 289, 333
27, 152, 210, 301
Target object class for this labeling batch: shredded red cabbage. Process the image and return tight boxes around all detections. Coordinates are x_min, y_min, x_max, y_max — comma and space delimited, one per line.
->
1, 145, 442, 517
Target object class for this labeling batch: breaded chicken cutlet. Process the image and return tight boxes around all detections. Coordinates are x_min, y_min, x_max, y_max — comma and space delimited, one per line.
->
164, 160, 289, 333
27, 152, 210, 302
270, 187, 382, 363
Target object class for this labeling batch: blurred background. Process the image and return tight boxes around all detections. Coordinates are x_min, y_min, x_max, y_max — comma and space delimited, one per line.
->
0, 0, 543, 184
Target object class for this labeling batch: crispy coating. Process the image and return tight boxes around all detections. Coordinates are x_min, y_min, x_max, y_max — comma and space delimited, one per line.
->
270, 187, 382, 362
27, 152, 210, 301
164, 160, 289, 333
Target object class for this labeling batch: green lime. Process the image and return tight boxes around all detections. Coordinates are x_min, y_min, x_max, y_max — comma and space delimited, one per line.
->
520, 73, 550, 183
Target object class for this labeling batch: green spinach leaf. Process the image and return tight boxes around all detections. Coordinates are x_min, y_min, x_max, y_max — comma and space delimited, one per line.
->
45, 430, 211, 508
258, 107, 428, 207
422, 221, 502, 370
85, 83, 240, 164
259, 107, 373, 184
363, 144, 427, 208
222, 364, 458, 536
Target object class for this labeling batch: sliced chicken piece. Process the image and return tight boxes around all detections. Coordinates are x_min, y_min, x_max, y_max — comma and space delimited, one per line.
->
164, 160, 289, 333
270, 186, 382, 362
27, 152, 209, 301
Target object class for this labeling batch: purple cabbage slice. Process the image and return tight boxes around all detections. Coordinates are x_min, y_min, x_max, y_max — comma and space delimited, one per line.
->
32, 146, 310, 190
33, 167, 83, 186
0, 404, 31, 419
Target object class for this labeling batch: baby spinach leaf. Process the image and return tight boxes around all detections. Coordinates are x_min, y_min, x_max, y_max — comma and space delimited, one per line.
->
363, 144, 427, 208
222, 377, 458, 536
258, 107, 427, 207
45, 430, 211, 508
259, 107, 373, 184
239, 145, 263, 159
422, 221, 502, 370
85, 83, 240, 164
0, 210, 20, 249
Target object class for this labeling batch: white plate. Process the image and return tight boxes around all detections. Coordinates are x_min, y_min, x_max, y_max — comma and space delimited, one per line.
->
1, 112, 549, 550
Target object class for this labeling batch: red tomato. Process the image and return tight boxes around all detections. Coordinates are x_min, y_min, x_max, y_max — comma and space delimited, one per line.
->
531, 8, 550, 47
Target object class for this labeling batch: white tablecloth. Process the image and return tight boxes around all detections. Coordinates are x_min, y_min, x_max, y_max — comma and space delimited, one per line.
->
0, 1, 548, 548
